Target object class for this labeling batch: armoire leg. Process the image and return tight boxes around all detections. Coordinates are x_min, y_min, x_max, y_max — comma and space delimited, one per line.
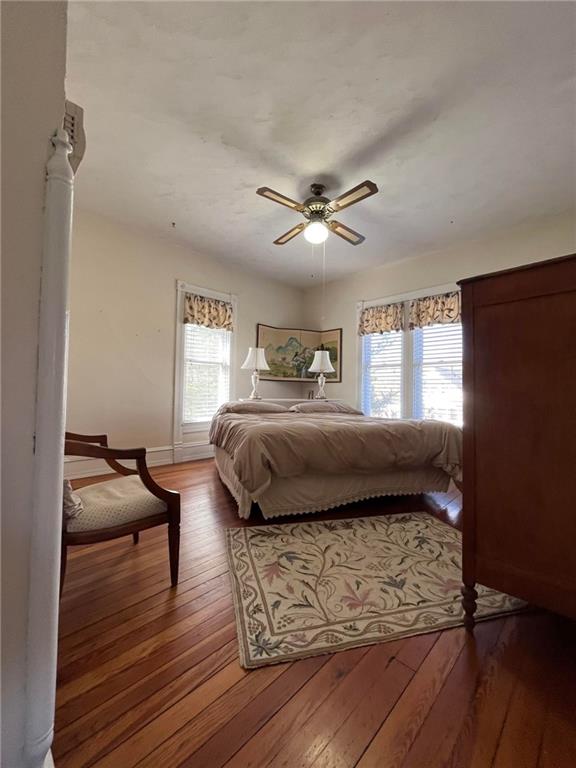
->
461, 583, 478, 631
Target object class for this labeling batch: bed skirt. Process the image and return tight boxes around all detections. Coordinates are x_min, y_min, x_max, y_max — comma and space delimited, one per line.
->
214, 447, 450, 520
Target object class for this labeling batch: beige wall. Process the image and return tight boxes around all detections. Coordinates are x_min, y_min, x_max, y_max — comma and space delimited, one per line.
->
1, 2, 68, 765
68, 210, 575, 450
67, 209, 306, 448
304, 212, 575, 405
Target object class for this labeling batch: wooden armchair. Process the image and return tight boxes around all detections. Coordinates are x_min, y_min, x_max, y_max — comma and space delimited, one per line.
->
62, 432, 181, 595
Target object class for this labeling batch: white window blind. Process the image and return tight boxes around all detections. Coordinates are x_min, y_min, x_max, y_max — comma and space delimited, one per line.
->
361, 331, 403, 418
183, 324, 231, 423
361, 319, 462, 425
413, 323, 462, 425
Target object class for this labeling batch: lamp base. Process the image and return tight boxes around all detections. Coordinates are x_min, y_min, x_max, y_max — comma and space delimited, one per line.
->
248, 369, 262, 400
315, 372, 327, 400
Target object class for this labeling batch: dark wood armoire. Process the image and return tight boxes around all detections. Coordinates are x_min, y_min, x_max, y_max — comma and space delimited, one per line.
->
459, 254, 576, 626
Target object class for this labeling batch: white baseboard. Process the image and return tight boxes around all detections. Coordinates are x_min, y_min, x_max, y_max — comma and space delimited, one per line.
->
63, 442, 213, 479
174, 442, 215, 463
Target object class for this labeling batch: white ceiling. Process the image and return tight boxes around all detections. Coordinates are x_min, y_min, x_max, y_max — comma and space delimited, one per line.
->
66, 1, 576, 287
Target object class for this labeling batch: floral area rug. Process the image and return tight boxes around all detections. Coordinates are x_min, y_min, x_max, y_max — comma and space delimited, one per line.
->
226, 512, 524, 668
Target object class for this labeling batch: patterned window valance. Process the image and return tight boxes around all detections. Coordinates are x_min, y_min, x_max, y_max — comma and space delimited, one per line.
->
409, 291, 461, 330
183, 292, 234, 331
358, 301, 405, 335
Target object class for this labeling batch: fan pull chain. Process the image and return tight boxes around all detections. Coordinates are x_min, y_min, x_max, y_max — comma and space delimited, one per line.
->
321, 240, 326, 330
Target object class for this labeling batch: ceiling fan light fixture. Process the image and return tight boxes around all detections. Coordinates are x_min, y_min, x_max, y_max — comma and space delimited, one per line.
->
304, 220, 329, 245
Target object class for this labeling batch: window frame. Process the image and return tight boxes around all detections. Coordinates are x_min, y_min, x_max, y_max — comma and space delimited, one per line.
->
173, 281, 237, 445
356, 283, 459, 420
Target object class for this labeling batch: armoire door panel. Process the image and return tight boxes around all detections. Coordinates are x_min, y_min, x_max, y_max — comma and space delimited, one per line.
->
472, 290, 576, 586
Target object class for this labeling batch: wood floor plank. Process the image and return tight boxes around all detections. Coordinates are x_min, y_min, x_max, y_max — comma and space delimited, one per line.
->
398, 619, 507, 768
269, 644, 412, 768
185, 655, 330, 768
59, 582, 230, 671
538, 622, 576, 768
57, 594, 233, 706
394, 631, 440, 672
267, 642, 408, 768
55, 640, 239, 766
91, 659, 254, 768
58, 572, 231, 665
61, 533, 225, 600
53, 460, 575, 768
55, 623, 237, 749
61, 538, 227, 601
309, 660, 412, 768
56, 609, 235, 728
223, 647, 371, 768
491, 615, 567, 768
59, 556, 229, 636
58, 582, 232, 682
133, 663, 292, 768
355, 627, 468, 768
60, 537, 227, 600
441, 615, 543, 768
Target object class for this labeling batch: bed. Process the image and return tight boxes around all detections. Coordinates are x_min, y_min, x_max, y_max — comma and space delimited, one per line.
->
209, 401, 462, 520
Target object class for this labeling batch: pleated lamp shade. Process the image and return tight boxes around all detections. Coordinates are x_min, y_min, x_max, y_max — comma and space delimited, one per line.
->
241, 347, 270, 371
308, 349, 335, 373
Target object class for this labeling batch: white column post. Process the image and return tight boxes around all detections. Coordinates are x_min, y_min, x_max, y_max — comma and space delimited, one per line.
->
25, 128, 74, 767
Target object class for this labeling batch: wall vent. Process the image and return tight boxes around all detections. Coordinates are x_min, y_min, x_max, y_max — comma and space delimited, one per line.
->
64, 100, 86, 172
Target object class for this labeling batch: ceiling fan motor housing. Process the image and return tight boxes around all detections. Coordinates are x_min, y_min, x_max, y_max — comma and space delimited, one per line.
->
303, 183, 332, 222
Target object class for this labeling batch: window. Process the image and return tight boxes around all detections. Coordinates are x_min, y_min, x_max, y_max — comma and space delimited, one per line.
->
361, 331, 403, 418
176, 283, 235, 430
182, 323, 232, 424
361, 310, 462, 425
412, 323, 462, 424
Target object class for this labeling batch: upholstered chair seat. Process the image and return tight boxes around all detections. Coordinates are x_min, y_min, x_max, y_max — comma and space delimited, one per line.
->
67, 475, 168, 533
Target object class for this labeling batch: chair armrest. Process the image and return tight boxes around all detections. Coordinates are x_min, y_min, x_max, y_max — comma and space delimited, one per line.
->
135, 457, 181, 515
64, 440, 144, 476
64, 441, 145, 459
65, 431, 109, 446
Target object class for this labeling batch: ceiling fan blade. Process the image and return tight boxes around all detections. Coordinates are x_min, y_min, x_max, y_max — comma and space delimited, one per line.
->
257, 187, 304, 211
273, 223, 306, 245
328, 180, 378, 212
328, 220, 366, 245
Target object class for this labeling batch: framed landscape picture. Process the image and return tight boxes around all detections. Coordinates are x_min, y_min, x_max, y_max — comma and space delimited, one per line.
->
256, 324, 342, 382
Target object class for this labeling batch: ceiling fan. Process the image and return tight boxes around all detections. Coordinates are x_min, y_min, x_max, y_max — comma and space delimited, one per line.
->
256, 180, 378, 246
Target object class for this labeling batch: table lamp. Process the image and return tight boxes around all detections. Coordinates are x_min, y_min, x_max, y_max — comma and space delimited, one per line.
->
308, 348, 335, 399
241, 347, 270, 400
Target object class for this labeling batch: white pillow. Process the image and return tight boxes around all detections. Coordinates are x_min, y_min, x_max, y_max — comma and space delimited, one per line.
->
289, 401, 364, 415
214, 401, 289, 416
63, 479, 83, 519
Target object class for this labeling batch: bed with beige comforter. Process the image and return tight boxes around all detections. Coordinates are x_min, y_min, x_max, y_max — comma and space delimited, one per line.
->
209, 403, 462, 519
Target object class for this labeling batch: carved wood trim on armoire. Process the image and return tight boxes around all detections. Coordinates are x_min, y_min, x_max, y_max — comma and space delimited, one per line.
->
459, 253, 576, 627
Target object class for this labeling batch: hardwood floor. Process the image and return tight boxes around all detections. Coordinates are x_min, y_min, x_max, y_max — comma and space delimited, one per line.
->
55, 460, 576, 767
